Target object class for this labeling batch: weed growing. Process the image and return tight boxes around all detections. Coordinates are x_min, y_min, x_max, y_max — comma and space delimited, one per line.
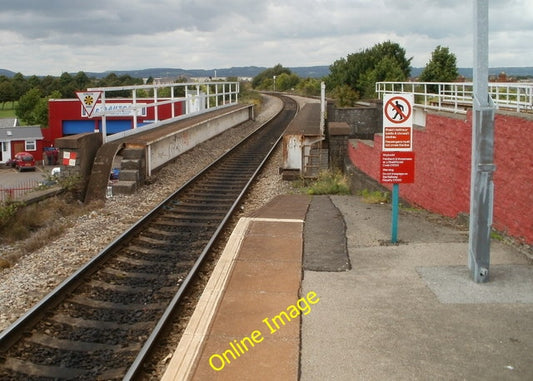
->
0, 196, 104, 267
358, 189, 391, 204
294, 170, 351, 195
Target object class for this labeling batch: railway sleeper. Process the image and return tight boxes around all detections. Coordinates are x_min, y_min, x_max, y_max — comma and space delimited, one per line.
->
1, 358, 89, 380
26, 333, 142, 353
66, 294, 165, 311
158, 212, 224, 222
51, 313, 155, 330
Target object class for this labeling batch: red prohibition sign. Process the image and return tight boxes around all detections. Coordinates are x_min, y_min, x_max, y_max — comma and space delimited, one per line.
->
385, 96, 412, 124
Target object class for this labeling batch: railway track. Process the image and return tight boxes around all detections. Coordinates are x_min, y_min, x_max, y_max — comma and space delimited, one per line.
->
0, 95, 297, 380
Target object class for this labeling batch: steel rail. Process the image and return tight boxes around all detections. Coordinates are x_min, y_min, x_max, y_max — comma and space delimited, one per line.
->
124, 94, 298, 380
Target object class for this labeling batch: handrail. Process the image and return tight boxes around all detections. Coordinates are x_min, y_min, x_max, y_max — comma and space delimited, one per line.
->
376, 81, 533, 114
86, 81, 240, 143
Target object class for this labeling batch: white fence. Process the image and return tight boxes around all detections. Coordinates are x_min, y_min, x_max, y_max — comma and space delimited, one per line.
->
87, 81, 240, 143
376, 81, 533, 114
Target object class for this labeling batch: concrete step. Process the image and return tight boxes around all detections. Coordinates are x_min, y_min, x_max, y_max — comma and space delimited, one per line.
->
304, 147, 329, 178
112, 180, 137, 195
121, 148, 145, 160
121, 158, 142, 170
119, 169, 139, 182
358, 139, 374, 147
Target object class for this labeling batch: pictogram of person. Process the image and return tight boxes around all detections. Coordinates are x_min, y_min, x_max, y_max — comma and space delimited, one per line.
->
392, 100, 404, 120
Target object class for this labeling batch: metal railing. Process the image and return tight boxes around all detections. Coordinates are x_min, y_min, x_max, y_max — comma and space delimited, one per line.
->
0, 178, 40, 202
376, 81, 533, 114
86, 81, 240, 143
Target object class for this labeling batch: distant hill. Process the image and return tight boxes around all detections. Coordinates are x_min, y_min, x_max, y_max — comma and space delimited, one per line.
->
82, 66, 332, 79
84, 66, 533, 80
1, 66, 533, 80
0, 69, 16, 77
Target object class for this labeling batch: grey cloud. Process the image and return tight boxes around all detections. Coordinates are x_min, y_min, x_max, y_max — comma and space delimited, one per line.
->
0, 0, 531, 75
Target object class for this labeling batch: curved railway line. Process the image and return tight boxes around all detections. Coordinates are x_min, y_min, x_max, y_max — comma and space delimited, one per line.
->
0, 95, 298, 380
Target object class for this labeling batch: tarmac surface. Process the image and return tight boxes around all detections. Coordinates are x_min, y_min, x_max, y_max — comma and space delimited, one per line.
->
162, 194, 533, 381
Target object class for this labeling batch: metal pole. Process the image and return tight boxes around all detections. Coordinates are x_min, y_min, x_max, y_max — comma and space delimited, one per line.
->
391, 183, 399, 243
320, 82, 326, 136
154, 87, 158, 122
469, 0, 496, 283
132, 89, 137, 130
101, 91, 107, 144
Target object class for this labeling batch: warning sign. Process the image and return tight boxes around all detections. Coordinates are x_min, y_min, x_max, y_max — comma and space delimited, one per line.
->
380, 152, 415, 184
76, 91, 102, 118
384, 95, 412, 125
383, 93, 414, 152
384, 126, 412, 150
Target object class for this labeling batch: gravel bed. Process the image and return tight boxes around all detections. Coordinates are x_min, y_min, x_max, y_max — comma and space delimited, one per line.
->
0, 94, 298, 332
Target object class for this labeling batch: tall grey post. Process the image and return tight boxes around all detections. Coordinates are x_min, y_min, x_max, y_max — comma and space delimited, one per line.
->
469, 0, 496, 283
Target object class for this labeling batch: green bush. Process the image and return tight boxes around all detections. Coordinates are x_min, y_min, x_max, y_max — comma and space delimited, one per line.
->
0, 202, 22, 230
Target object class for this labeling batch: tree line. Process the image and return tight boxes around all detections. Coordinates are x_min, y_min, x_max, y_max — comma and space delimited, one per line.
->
253, 42, 458, 106
3, 41, 458, 126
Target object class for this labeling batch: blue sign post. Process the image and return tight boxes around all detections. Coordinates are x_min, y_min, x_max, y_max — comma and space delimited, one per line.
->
391, 183, 400, 243
381, 94, 414, 244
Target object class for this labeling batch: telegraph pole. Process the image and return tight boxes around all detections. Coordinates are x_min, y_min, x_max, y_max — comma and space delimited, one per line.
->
469, 0, 496, 283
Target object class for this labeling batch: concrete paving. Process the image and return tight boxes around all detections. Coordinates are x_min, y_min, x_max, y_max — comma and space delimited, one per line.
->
304, 195, 351, 272
162, 195, 311, 381
162, 193, 532, 380
300, 195, 533, 381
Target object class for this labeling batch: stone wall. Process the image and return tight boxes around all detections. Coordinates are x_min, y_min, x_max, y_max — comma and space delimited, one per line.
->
327, 122, 351, 171
330, 101, 382, 139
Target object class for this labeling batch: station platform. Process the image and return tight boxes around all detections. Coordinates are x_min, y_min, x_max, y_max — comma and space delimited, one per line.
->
281, 102, 327, 179
84, 103, 252, 202
162, 194, 533, 380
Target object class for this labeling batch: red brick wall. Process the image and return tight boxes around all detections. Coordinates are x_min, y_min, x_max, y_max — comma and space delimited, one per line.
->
348, 110, 533, 245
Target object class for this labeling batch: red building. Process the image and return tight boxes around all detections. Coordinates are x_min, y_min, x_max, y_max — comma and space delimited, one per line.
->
43, 98, 184, 146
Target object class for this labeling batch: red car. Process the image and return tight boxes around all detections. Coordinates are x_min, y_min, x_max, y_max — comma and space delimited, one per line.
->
8, 152, 36, 172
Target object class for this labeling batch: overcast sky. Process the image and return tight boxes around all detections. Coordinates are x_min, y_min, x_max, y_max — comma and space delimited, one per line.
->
0, 0, 531, 76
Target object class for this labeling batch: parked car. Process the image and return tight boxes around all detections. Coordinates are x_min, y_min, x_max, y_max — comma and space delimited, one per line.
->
8, 152, 36, 172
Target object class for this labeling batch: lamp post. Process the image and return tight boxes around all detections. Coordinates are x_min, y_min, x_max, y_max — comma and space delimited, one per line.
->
469, 0, 496, 283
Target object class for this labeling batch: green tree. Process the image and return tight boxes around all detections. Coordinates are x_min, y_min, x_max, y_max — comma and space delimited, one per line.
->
331, 84, 359, 107
252, 64, 292, 89
40, 75, 61, 96
326, 41, 412, 100
296, 78, 322, 97
419, 45, 458, 83
74, 71, 91, 90
59, 72, 77, 98
12, 72, 29, 100
0, 80, 15, 109
33, 97, 49, 127
275, 72, 300, 92
15, 88, 43, 125
27, 75, 41, 90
